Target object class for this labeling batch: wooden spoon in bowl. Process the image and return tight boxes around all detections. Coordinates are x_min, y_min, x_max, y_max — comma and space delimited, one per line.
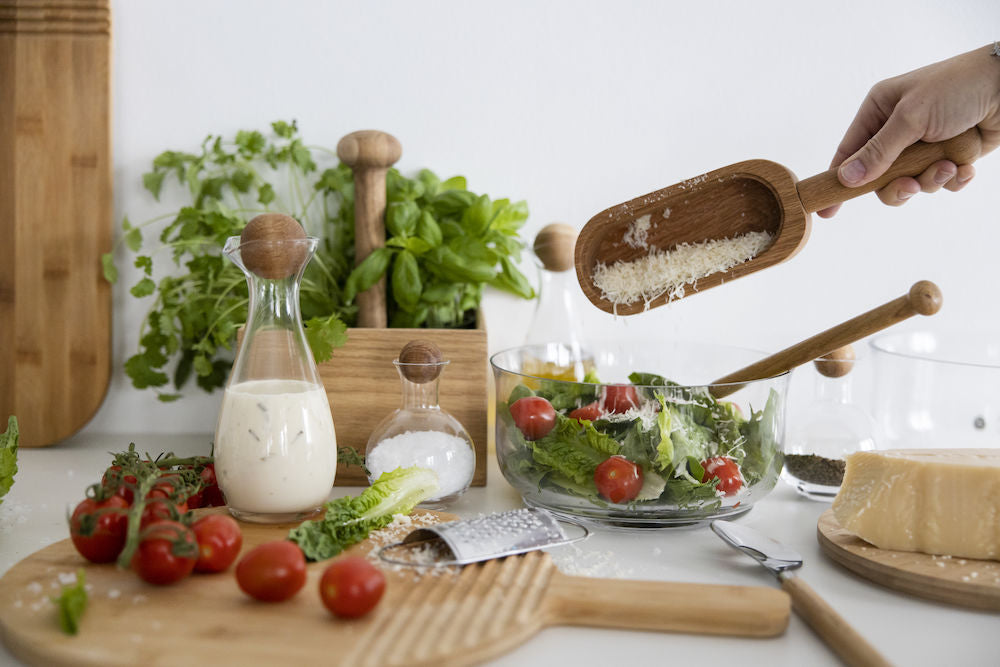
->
709, 280, 941, 399
576, 130, 980, 315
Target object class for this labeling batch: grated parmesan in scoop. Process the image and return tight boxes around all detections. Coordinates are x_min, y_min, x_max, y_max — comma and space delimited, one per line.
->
592, 230, 773, 309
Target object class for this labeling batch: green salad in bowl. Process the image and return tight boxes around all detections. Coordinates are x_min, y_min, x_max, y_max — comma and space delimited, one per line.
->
491, 341, 788, 527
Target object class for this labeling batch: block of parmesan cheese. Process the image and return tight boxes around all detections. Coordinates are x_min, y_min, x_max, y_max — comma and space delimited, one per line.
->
832, 449, 1000, 561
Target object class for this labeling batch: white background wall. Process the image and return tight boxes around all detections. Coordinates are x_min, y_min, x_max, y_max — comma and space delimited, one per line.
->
86, 0, 1000, 436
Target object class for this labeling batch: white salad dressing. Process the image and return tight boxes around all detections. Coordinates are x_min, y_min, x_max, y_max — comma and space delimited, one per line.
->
214, 378, 337, 514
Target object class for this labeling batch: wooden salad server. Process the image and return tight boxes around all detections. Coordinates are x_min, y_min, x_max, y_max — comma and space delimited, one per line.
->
337, 129, 402, 328
709, 280, 941, 398
575, 129, 981, 315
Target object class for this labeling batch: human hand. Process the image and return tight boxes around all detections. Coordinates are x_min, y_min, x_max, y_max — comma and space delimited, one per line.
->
818, 43, 1000, 218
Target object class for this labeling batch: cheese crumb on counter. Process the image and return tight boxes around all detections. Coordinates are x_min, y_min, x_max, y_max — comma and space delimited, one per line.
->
592, 230, 773, 308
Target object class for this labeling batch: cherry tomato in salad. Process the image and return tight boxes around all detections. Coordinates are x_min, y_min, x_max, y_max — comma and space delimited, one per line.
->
603, 385, 639, 414
568, 401, 602, 422
236, 541, 307, 602
70, 495, 130, 563
510, 396, 556, 440
319, 556, 386, 618
594, 455, 644, 504
700, 456, 743, 496
130, 520, 198, 585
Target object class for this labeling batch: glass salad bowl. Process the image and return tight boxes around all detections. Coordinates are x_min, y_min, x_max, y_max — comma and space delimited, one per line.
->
491, 341, 789, 528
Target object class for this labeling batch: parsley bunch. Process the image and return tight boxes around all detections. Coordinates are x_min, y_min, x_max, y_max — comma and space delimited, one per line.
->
105, 121, 534, 401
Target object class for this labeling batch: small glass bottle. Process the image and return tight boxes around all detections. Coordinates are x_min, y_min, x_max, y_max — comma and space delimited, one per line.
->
523, 223, 593, 381
214, 214, 338, 523
365, 340, 475, 509
782, 345, 876, 501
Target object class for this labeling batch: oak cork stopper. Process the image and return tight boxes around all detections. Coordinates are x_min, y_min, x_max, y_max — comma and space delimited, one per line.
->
397, 340, 444, 383
534, 223, 577, 272
239, 214, 308, 279
814, 345, 856, 378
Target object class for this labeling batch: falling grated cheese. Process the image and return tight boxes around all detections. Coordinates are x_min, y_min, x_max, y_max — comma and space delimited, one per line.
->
592, 231, 773, 309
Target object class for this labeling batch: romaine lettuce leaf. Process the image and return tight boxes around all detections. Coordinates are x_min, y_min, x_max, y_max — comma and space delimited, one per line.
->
528, 415, 619, 486
0, 416, 18, 506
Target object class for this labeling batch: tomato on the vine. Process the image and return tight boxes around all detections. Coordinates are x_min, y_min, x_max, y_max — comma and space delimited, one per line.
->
603, 385, 639, 414
199, 463, 225, 507
131, 520, 198, 585
236, 541, 307, 602
594, 455, 643, 503
70, 495, 130, 563
568, 401, 602, 422
319, 556, 386, 619
192, 514, 243, 573
700, 456, 743, 496
102, 465, 138, 505
510, 396, 556, 440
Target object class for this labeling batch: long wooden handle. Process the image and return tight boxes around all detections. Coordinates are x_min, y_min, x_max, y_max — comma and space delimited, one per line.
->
546, 572, 790, 637
710, 280, 941, 398
336, 130, 402, 328
796, 128, 982, 214
781, 575, 892, 667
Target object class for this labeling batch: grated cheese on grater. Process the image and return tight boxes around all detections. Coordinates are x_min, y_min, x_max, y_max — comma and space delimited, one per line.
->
592, 230, 773, 309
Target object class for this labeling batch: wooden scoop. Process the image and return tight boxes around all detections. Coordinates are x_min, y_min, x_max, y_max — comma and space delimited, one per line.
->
576, 129, 981, 315
709, 280, 941, 398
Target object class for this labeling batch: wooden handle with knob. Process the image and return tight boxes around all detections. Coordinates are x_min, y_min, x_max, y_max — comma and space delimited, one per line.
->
780, 575, 892, 667
796, 127, 982, 214
337, 130, 402, 328
710, 280, 941, 398
814, 344, 856, 378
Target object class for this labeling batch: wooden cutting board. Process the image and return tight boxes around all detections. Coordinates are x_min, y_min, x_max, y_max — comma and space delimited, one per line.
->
0, 0, 113, 447
817, 510, 1000, 611
0, 509, 790, 666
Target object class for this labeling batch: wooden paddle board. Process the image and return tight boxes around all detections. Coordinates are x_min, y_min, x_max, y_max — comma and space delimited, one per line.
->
0, 0, 113, 447
817, 509, 1000, 611
0, 509, 790, 666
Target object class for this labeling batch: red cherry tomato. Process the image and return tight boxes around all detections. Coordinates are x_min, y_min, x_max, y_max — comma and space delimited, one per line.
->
509, 396, 556, 440
603, 385, 639, 414
700, 456, 744, 496
69, 495, 130, 563
199, 463, 225, 507
102, 465, 137, 505
236, 541, 307, 602
594, 455, 644, 504
192, 514, 243, 573
130, 520, 198, 585
319, 556, 386, 618
568, 401, 602, 422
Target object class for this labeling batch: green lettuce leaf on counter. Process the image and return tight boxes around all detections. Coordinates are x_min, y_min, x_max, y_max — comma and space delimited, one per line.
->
0, 416, 18, 505
288, 466, 439, 562
52, 569, 87, 635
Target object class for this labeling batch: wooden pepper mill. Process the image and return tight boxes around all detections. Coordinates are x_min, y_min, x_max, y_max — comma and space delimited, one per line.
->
336, 130, 402, 328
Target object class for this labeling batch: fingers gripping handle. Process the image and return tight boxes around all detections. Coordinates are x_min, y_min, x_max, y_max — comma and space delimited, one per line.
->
796, 128, 982, 214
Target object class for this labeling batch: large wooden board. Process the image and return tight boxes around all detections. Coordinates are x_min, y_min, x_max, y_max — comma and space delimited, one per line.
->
817, 510, 1000, 611
0, 509, 790, 667
0, 0, 112, 447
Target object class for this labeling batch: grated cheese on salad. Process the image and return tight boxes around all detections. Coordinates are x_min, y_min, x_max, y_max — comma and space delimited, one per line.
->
592, 230, 773, 309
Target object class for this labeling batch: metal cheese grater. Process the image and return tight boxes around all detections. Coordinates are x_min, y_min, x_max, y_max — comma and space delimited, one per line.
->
378, 507, 589, 566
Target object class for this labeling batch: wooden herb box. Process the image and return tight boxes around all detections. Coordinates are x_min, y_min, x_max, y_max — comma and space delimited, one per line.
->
323, 316, 488, 486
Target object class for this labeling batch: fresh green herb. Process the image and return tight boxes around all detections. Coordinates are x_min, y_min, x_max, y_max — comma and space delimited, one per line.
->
106, 121, 534, 400
337, 446, 368, 474
52, 569, 87, 635
0, 416, 18, 505
288, 466, 439, 561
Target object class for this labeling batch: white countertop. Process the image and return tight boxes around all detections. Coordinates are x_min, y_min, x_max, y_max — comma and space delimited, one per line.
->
0, 432, 994, 666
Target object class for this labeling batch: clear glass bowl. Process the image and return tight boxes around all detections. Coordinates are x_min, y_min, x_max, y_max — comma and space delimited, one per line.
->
871, 331, 1000, 448
490, 341, 789, 527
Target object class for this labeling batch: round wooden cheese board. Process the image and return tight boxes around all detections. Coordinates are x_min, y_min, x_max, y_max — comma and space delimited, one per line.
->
817, 510, 1000, 611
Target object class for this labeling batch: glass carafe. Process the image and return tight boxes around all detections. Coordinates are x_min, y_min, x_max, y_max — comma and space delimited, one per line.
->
214, 215, 338, 523
365, 341, 475, 509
